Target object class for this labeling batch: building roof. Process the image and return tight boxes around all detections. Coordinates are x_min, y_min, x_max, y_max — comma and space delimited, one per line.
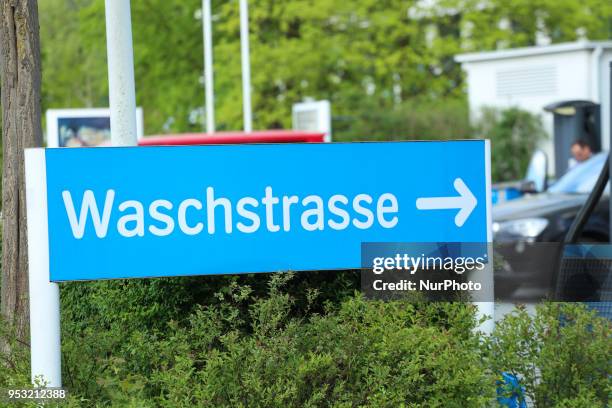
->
455, 40, 612, 64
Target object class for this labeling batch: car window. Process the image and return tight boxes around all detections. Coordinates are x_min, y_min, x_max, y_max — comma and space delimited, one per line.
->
548, 153, 608, 194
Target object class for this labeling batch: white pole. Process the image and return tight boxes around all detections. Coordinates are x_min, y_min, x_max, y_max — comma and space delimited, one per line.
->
26, 149, 61, 387
202, 0, 215, 133
476, 140, 495, 335
239, 0, 253, 132
105, 0, 138, 146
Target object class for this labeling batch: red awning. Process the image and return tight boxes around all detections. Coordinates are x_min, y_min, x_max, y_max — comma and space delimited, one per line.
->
138, 130, 325, 146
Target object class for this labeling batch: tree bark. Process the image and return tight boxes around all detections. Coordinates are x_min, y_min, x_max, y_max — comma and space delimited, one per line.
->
0, 0, 42, 346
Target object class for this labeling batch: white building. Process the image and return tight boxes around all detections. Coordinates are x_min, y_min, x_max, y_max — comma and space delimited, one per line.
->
456, 41, 612, 173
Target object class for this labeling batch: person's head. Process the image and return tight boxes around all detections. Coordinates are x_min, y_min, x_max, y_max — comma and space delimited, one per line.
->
571, 139, 592, 163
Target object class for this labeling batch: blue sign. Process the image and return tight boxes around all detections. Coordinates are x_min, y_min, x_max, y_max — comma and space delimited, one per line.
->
28, 140, 490, 281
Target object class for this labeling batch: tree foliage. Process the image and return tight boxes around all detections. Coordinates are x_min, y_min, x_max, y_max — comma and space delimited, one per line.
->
38, 0, 612, 137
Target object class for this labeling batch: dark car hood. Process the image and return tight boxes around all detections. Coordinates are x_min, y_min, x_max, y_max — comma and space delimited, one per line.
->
493, 193, 587, 221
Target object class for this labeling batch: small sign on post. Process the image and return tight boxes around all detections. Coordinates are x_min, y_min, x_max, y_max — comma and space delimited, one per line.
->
293, 100, 332, 142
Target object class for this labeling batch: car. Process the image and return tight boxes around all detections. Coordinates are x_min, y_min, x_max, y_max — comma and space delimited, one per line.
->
492, 152, 609, 299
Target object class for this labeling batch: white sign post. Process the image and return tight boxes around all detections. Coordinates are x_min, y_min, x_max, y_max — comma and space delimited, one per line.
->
26, 149, 60, 387
478, 143, 495, 335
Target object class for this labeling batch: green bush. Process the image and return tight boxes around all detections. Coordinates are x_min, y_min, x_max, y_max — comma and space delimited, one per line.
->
475, 107, 547, 183
0, 320, 30, 390
334, 98, 472, 142
2, 273, 610, 407
489, 303, 611, 407
79, 274, 493, 407
0, 317, 85, 407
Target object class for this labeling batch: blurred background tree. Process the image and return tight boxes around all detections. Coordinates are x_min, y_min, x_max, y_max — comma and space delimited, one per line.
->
38, 0, 612, 139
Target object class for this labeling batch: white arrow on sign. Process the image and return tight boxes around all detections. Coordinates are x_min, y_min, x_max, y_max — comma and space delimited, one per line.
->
415, 178, 477, 227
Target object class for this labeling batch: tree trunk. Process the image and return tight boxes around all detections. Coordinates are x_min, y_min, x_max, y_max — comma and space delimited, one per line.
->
0, 0, 42, 346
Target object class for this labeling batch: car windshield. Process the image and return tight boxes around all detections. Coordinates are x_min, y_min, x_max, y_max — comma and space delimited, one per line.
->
548, 152, 608, 194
